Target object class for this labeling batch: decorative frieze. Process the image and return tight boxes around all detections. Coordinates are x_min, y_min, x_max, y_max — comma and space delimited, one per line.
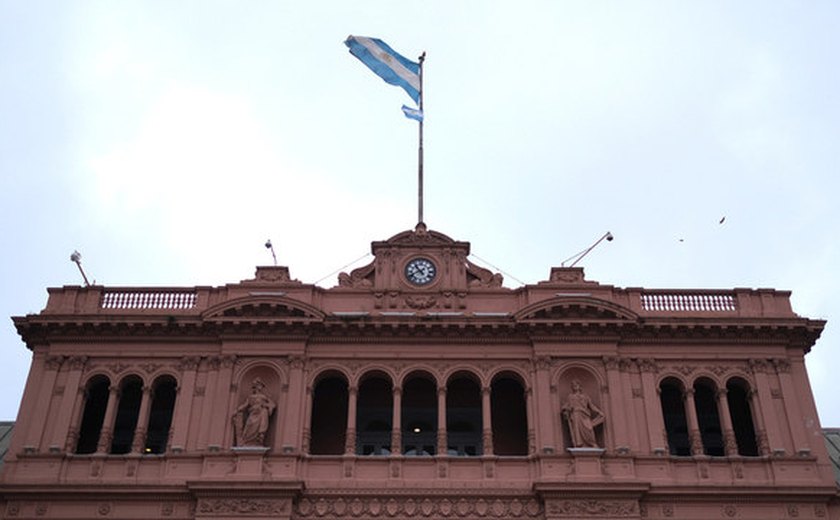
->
546, 499, 637, 517
198, 498, 288, 516
295, 496, 541, 518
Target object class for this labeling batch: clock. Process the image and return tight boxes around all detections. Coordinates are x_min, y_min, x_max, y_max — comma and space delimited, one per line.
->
404, 257, 437, 286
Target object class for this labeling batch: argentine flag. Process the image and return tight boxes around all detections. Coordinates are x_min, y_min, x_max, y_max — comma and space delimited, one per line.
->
345, 36, 421, 104
401, 105, 424, 122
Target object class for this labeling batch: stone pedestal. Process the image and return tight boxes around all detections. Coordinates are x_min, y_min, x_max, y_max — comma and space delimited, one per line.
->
232, 446, 270, 476
567, 447, 605, 478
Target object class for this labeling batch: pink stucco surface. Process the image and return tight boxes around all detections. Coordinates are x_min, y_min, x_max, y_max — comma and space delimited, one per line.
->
0, 225, 835, 519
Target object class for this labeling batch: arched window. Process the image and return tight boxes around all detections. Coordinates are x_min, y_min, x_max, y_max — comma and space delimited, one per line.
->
727, 378, 759, 456
145, 376, 177, 454
446, 373, 482, 456
356, 373, 393, 455
75, 376, 110, 454
309, 374, 348, 455
491, 375, 528, 456
659, 378, 690, 456
402, 373, 437, 456
694, 379, 724, 456
110, 376, 143, 454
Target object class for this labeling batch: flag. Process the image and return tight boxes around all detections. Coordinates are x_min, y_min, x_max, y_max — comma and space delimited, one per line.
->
401, 105, 424, 122
345, 35, 420, 104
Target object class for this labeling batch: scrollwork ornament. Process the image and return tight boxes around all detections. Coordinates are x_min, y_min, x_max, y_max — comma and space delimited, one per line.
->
549, 500, 636, 517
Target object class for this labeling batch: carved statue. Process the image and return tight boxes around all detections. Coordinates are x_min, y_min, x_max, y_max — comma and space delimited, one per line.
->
561, 379, 604, 448
232, 378, 276, 447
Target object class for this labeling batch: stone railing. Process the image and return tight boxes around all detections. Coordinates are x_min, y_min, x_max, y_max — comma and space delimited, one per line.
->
100, 290, 197, 310
640, 292, 737, 312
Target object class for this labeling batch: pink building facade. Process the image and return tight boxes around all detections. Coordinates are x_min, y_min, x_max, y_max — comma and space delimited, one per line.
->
1, 225, 837, 519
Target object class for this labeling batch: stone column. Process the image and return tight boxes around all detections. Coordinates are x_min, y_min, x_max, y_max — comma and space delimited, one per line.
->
169, 356, 200, 452
25, 355, 63, 452
391, 386, 402, 455
603, 357, 628, 453
437, 386, 447, 455
748, 388, 770, 455
683, 388, 703, 456
130, 386, 153, 453
749, 359, 785, 455
638, 359, 666, 454
207, 355, 236, 451
50, 356, 87, 452
301, 385, 313, 454
716, 388, 738, 456
96, 385, 121, 453
774, 359, 810, 456
482, 386, 493, 456
280, 356, 305, 453
533, 357, 554, 454
345, 385, 358, 454
64, 386, 87, 453
525, 385, 536, 455
195, 358, 218, 451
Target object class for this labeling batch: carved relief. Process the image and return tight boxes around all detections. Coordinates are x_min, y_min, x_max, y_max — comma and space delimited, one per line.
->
140, 363, 162, 374
295, 496, 541, 518
199, 498, 287, 516
748, 359, 772, 374
45, 355, 64, 371
637, 359, 659, 373
547, 500, 637, 517
723, 504, 737, 517
106, 363, 129, 374
405, 295, 437, 309
338, 262, 375, 288
774, 359, 792, 374
68, 356, 88, 370
465, 259, 503, 288
673, 365, 695, 376
705, 365, 729, 377
179, 356, 200, 371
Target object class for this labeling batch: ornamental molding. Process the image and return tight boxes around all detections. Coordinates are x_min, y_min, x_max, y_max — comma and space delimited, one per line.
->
546, 499, 637, 517
295, 496, 541, 518
198, 498, 288, 516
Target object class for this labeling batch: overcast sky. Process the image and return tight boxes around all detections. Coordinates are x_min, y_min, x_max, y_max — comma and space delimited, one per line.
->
1, 2, 838, 426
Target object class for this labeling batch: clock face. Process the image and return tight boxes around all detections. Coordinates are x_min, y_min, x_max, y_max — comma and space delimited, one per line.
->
405, 257, 437, 286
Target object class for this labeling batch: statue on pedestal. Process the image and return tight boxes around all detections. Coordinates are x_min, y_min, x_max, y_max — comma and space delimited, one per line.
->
562, 379, 604, 448
232, 378, 276, 447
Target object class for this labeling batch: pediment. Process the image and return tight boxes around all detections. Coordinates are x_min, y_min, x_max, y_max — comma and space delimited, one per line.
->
515, 296, 639, 323
202, 295, 325, 323
371, 223, 469, 253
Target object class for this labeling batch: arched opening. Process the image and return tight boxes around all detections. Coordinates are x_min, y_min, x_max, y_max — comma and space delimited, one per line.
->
309, 374, 348, 455
401, 373, 437, 456
356, 373, 393, 455
660, 378, 690, 456
75, 376, 110, 454
144, 376, 177, 454
491, 375, 528, 456
694, 379, 724, 456
446, 373, 482, 456
110, 376, 143, 454
727, 378, 759, 456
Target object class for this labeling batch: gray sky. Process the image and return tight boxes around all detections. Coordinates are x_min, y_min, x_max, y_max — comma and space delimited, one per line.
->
2, 2, 838, 425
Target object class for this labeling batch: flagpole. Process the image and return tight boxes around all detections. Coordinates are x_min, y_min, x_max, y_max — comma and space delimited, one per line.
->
418, 51, 426, 225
